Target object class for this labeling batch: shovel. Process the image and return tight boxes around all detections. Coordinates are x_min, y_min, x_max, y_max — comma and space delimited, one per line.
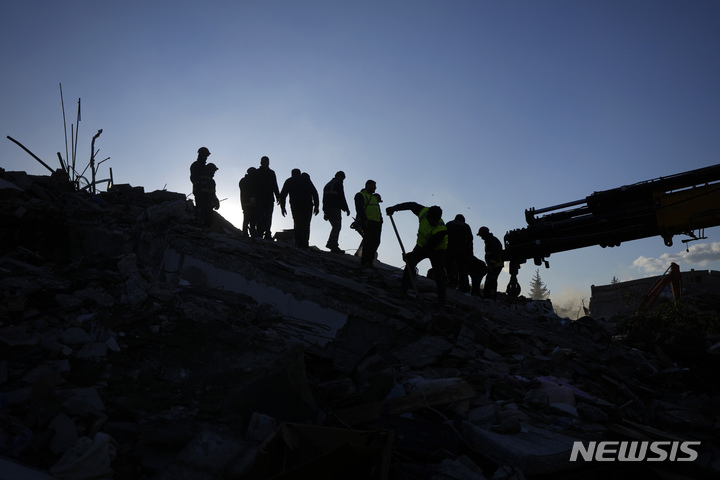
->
388, 214, 424, 307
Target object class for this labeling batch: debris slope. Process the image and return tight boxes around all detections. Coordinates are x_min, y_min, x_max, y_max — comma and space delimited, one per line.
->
1, 169, 719, 479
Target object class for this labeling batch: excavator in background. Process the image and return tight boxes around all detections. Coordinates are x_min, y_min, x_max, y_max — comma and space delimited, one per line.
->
635, 262, 682, 315
502, 163, 720, 297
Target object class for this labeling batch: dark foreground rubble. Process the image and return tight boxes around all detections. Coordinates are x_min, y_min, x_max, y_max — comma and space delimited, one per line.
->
1, 168, 719, 480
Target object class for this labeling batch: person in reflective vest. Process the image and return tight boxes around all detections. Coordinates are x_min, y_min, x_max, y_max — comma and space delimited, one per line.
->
386, 202, 448, 306
353, 180, 383, 269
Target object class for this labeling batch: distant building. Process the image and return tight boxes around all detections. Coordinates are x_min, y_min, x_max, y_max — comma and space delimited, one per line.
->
589, 269, 720, 320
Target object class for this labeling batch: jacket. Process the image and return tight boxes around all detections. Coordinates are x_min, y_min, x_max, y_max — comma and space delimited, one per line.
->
322, 178, 349, 212
484, 234, 504, 268
417, 207, 448, 250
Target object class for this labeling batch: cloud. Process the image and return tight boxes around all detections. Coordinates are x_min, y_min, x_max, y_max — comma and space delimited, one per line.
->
632, 256, 668, 274
632, 242, 720, 274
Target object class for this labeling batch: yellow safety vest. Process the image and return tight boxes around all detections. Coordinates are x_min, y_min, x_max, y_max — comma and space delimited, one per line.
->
360, 190, 382, 222
417, 207, 448, 250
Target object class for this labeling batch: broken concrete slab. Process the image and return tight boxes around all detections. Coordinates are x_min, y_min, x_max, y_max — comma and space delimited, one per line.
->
462, 421, 582, 476
158, 247, 349, 348
48, 432, 116, 480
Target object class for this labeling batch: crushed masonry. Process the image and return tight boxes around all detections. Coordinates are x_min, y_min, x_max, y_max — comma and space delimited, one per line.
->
1, 168, 720, 479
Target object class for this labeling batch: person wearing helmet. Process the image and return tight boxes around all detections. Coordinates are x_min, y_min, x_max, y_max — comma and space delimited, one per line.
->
385, 201, 448, 306
477, 226, 504, 300
194, 162, 220, 228
190, 147, 212, 219
190, 147, 211, 188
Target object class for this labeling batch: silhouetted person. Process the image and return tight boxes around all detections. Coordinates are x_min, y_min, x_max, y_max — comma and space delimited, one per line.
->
279, 169, 319, 248
446, 214, 474, 293
239, 167, 258, 237
431, 253, 486, 296
254, 156, 280, 240
477, 226, 504, 300
194, 163, 220, 228
386, 202, 448, 306
354, 180, 383, 269
190, 147, 211, 221
322, 171, 350, 254
468, 255, 488, 296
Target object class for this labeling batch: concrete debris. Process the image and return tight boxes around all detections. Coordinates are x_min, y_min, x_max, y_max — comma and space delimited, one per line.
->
1, 168, 720, 479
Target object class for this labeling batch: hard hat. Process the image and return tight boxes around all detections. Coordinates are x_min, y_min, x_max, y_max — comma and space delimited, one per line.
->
206, 163, 218, 171
198, 147, 211, 156
477, 226, 490, 236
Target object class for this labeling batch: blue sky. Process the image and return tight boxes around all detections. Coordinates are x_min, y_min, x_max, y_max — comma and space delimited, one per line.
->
2, 1, 720, 311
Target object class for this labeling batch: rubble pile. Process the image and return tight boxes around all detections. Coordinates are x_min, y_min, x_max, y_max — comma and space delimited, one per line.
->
1, 168, 719, 480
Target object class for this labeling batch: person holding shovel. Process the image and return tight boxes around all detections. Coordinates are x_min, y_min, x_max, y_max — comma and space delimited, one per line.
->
386, 202, 448, 306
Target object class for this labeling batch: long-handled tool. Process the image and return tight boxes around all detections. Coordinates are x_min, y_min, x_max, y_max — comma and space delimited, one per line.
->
388, 214, 424, 306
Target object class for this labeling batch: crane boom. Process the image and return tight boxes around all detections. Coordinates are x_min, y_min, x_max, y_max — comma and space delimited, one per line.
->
503, 163, 720, 296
